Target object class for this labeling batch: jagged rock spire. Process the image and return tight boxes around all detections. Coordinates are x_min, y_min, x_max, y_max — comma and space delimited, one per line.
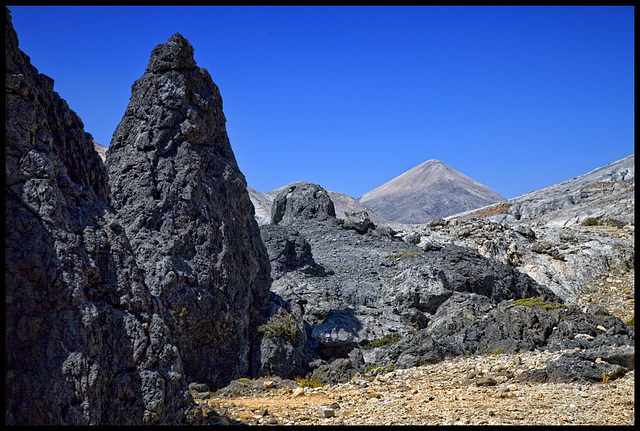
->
145, 33, 197, 72
106, 34, 272, 389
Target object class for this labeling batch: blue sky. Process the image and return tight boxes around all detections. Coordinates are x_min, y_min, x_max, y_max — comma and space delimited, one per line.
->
7, 5, 634, 199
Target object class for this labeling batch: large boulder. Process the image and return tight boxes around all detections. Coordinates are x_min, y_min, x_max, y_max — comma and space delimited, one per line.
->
271, 181, 336, 225
5, 9, 199, 425
105, 33, 272, 389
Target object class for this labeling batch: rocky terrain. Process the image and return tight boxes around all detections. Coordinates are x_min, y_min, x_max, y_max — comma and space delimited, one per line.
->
200, 351, 635, 425
357, 159, 506, 224
5, 6, 634, 426
453, 154, 634, 228
250, 182, 391, 226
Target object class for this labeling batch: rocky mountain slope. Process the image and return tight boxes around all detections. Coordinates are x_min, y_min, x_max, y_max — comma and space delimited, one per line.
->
389, 154, 635, 309
256, 181, 633, 389
357, 159, 506, 224
452, 154, 634, 227
5, 6, 634, 426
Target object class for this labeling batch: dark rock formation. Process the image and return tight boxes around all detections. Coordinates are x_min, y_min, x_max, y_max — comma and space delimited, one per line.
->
260, 224, 325, 276
357, 292, 634, 381
515, 345, 634, 384
105, 33, 272, 389
271, 181, 336, 224
251, 182, 392, 226
5, 9, 199, 425
260, 182, 560, 366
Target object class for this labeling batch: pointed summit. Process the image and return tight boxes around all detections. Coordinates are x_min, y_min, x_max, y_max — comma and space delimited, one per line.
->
358, 160, 505, 224
146, 33, 197, 72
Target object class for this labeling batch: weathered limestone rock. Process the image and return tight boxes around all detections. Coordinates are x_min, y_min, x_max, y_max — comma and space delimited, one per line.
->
5, 9, 199, 425
271, 181, 336, 224
105, 33, 272, 389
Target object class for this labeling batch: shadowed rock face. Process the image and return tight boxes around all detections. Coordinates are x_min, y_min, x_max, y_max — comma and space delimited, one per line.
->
105, 33, 272, 389
5, 9, 199, 425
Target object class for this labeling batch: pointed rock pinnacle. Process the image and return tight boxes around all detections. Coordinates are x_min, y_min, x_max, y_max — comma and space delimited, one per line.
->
145, 33, 197, 73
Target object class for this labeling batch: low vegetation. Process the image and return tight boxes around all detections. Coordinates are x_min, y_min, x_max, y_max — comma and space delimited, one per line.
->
295, 374, 324, 388
365, 363, 395, 377
581, 217, 626, 229
513, 297, 565, 309
258, 310, 298, 346
361, 333, 402, 350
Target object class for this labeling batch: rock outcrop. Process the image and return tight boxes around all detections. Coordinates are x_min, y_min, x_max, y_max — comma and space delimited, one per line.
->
249, 181, 392, 227
105, 33, 272, 389
396, 217, 634, 303
260, 183, 561, 365
357, 159, 506, 224
5, 9, 200, 425
271, 181, 336, 225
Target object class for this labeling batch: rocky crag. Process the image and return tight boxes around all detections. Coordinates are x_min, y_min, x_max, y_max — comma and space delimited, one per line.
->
105, 33, 273, 390
255, 181, 632, 387
5, 10, 201, 425
357, 159, 506, 224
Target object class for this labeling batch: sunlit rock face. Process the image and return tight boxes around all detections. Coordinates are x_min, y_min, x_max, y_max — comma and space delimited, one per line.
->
105, 33, 272, 389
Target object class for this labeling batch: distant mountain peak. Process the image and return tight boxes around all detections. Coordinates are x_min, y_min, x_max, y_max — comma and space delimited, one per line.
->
357, 160, 505, 224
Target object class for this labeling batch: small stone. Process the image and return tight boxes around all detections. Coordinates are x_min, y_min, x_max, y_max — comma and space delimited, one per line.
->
263, 380, 274, 388
292, 387, 305, 397
318, 406, 335, 418
597, 325, 607, 332
475, 376, 498, 387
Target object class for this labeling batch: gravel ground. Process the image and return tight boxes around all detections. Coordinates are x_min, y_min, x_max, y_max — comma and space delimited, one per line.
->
198, 349, 634, 426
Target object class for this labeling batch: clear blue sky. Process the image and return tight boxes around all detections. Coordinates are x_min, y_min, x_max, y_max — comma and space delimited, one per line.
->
7, 5, 634, 199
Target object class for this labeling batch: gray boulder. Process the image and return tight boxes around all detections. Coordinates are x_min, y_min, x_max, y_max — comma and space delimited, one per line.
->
259, 224, 325, 276
105, 33, 272, 389
342, 211, 375, 233
271, 181, 336, 224
516, 345, 634, 384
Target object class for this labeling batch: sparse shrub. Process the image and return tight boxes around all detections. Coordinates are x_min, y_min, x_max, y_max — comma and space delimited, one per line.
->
487, 348, 505, 356
624, 316, 634, 327
604, 218, 625, 229
295, 374, 324, 388
258, 310, 298, 346
237, 377, 252, 383
365, 363, 395, 376
361, 333, 402, 350
581, 217, 600, 226
513, 297, 565, 309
